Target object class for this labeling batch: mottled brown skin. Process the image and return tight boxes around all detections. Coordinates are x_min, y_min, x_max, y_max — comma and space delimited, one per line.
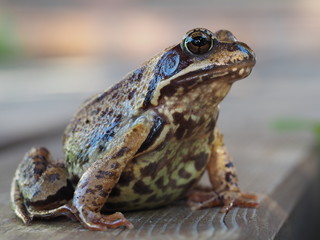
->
11, 28, 257, 231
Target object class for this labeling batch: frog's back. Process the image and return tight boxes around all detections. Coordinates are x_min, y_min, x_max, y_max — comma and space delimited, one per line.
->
62, 64, 155, 178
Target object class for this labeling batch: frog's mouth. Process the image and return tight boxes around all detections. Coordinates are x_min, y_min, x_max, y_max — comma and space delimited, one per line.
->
154, 59, 255, 106
172, 59, 256, 87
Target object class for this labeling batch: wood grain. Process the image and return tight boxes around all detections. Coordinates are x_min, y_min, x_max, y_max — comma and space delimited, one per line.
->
0, 131, 318, 240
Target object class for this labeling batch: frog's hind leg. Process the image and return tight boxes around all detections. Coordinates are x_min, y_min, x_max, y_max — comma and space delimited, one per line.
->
11, 147, 75, 224
187, 129, 258, 212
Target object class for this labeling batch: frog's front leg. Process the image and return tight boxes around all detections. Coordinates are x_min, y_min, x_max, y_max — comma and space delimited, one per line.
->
187, 129, 258, 212
71, 116, 154, 231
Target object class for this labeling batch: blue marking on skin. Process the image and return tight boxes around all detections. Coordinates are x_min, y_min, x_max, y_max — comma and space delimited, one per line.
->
237, 45, 249, 55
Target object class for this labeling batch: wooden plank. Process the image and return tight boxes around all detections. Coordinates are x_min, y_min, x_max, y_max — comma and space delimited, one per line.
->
0, 130, 317, 239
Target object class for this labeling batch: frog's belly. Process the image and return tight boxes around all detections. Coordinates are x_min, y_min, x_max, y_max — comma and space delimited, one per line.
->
104, 137, 211, 211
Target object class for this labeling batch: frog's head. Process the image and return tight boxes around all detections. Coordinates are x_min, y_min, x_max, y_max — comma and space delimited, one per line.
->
145, 28, 255, 108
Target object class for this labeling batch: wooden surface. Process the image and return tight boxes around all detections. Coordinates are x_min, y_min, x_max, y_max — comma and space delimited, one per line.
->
0, 127, 318, 239
1, 0, 320, 239
0, 131, 318, 240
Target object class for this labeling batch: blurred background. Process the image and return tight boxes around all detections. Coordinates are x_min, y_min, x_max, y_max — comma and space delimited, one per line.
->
0, 0, 319, 149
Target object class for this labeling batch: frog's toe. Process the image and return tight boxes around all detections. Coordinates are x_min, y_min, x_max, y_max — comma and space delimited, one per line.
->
220, 192, 259, 212
187, 189, 259, 212
78, 211, 133, 231
12, 200, 32, 225
11, 176, 32, 225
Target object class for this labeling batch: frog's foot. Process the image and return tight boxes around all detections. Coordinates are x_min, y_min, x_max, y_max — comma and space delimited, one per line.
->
75, 209, 133, 231
11, 146, 74, 225
27, 204, 78, 221
187, 186, 258, 212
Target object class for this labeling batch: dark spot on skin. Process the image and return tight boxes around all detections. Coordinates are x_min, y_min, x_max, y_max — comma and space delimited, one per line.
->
208, 131, 215, 145
206, 117, 217, 132
155, 177, 164, 189
92, 201, 98, 207
178, 168, 192, 179
109, 187, 121, 197
118, 171, 134, 186
225, 162, 234, 168
79, 181, 88, 189
47, 173, 60, 183
131, 158, 138, 164
140, 162, 158, 177
100, 110, 107, 117
225, 172, 234, 183
102, 170, 114, 176
137, 116, 165, 153
99, 190, 108, 198
197, 117, 205, 127
168, 178, 177, 189
95, 121, 120, 153
128, 90, 136, 100
115, 113, 122, 122
172, 112, 184, 125
111, 162, 120, 169
129, 67, 145, 84
133, 180, 153, 194
108, 109, 114, 115
33, 168, 44, 176
143, 77, 159, 109
172, 112, 200, 140
95, 170, 114, 179
34, 161, 46, 168
86, 188, 96, 194
102, 129, 116, 144
112, 92, 118, 99
98, 145, 104, 153
95, 185, 103, 190
112, 147, 129, 159
160, 83, 178, 97
194, 152, 209, 171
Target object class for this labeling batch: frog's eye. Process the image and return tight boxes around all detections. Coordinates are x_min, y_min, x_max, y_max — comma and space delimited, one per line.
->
183, 29, 214, 55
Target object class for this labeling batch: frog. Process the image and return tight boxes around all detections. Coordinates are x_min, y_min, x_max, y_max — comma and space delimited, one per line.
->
11, 28, 258, 231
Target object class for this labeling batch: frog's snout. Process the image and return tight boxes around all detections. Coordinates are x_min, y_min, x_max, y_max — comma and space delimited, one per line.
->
236, 42, 256, 65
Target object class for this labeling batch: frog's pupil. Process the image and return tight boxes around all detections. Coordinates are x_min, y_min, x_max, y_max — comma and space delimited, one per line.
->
192, 36, 207, 47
